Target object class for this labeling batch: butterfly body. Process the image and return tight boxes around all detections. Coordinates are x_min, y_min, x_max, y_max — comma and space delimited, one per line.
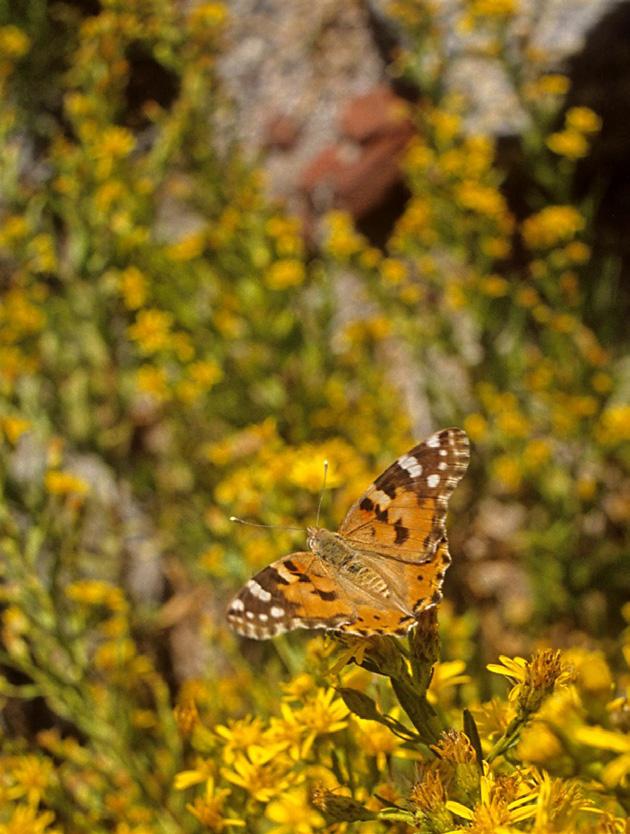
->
227, 427, 469, 640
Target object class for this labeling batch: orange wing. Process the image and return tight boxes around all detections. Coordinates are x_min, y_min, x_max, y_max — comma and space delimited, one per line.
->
337, 427, 469, 563
226, 551, 432, 639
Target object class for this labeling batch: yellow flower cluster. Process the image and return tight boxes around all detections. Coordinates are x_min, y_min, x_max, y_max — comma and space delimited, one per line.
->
547, 107, 602, 160
522, 205, 586, 248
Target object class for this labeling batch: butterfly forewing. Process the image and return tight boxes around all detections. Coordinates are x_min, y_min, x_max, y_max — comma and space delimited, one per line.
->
337, 427, 469, 562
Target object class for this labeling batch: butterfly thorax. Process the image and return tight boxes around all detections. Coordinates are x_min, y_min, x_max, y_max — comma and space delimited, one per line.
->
307, 527, 391, 598
307, 527, 354, 568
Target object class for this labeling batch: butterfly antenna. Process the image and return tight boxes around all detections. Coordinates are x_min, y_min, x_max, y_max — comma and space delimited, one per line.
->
315, 459, 329, 528
229, 516, 304, 533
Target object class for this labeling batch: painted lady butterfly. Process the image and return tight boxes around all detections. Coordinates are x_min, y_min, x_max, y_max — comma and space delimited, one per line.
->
227, 427, 469, 639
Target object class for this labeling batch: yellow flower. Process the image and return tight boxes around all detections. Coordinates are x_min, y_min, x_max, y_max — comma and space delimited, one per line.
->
405, 141, 435, 172
515, 286, 539, 307
324, 211, 366, 259
446, 772, 539, 830
186, 777, 245, 830
0, 25, 30, 58
353, 712, 416, 770
44, 470, 90, 497
96, 126, 135, 159
6, 755, 55, 805
119, 266, 147, 310
546, 129, 590, 159
428, 109, 461, 145
174, 757, 215, 790
522, 438, 551, 469
0, 805, 56, 834
65, 580, 126, 611
189, 2, 228, 28
492, 455, 522, 492
596, 405, 630, 445
566, 106, 602, 134
427, 660, 471, 705
128, 309, 174, 354
221, 744, 294, 803
288, 688, 349, 740
1, 415, 31, 444
455, 181, 508, 217
266, 786, 324, 834
381, 258, 407, 285
136, 365, 169, 401
479, 274, 509, 297
529, 772, 598, 831
466, 0, 517, 18
464, 413, 488, 442
166, 231, 206, 261
496, 409, 529, 438
265, 258, 305, 290
188, 359, 223, 389
564, 240, 591, 263
588, 371, 612, 394
531, 74, 570, 97
215, 716, 267, 764
517, 722, 564, 764
522, 205, 585, 248
488, 650, 571, 715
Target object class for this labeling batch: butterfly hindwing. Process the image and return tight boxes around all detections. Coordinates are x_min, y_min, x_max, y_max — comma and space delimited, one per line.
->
226, 552, 355, 639
337, 427, 469, 562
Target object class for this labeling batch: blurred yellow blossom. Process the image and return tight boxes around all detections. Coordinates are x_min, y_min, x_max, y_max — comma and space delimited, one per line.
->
166, 231, 206, 261
546, 129, 590, 159
455, 180, 508, 217
564, 240, 591, 263
128, 309, 174, 354
44, 470, 90, 497
0, 25, 30, 58
596, 405, 630, 445
464, 413, 488, 442
1, 415, 31, 444
266, 786, 324, 834
136, 365, 169, 401
119, 266, 147, 310
566, 106, 602, 134
264, 259, 305, 290
522, 205, 585, 248
381, 258, 407, 285
66, 580, 126, 611
189, 2, 228, 28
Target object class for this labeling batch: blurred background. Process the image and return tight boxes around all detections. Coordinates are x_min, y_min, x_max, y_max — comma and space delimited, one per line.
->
0, 0, 628, 831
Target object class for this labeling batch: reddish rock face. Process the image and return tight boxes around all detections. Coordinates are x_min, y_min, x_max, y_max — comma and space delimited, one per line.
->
339, 83, 410, 143
298, 84, 415, 227
264, 113, 302, 151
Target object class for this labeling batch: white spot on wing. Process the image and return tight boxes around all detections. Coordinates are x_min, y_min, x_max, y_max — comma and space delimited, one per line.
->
247, 580, 271, 602
427, 473, 440, 488
270, 606, 285, 618
426, 434, 440, 448
437, 461, 448, 470
371, 489, 391, 507
230, 598, 245, 612
398, 454, 423, 478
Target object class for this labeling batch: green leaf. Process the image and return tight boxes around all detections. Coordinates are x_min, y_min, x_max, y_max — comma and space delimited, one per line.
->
463, 708, 484, 770
337, 687, 383, 722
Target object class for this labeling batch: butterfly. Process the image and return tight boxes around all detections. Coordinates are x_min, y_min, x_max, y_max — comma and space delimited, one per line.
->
226, 427, 469, 639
